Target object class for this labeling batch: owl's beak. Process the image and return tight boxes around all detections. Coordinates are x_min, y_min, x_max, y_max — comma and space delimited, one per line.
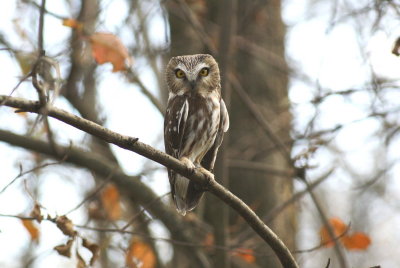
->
189, 79, 196, 90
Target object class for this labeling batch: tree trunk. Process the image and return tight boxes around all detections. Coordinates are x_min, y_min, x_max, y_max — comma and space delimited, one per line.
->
166, 0, 295, 266
229, 1, 296, 266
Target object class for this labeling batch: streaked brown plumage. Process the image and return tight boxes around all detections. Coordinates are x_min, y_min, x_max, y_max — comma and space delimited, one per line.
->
164, 54, 229, 215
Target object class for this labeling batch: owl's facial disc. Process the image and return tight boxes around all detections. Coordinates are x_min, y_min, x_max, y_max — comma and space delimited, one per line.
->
175, 62, 212, 91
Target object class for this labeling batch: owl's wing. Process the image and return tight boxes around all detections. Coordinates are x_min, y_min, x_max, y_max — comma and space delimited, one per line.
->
201, 98, 230, 171
164, 95, 189, 159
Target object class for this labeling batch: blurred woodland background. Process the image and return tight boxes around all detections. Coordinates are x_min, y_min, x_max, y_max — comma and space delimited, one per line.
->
1, 0, 400, 267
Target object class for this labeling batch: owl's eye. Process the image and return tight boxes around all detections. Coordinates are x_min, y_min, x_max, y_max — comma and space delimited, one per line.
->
199, 67, 209, 77
175, 69, 185, 78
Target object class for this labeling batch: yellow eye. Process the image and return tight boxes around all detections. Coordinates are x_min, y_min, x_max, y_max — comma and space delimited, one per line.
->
199, 67, 209, 77
175, 69, 185, 78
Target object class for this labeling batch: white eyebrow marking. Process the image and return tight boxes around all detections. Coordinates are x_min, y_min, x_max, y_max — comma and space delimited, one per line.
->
176, 63, 188, 72
176, 62, 209, 75
193, 63, 209, 74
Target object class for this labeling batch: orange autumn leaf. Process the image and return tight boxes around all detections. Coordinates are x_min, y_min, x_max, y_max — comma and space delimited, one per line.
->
320, 217, 347, 247
62, 18, 83, 30
21, 219, 39, 241
320, 217, 371, 251
342, 232, 371, 250
126, 240, 156, 268
101, 184, 121, 220
89, 32, 132, 72
233, 248, 256, 264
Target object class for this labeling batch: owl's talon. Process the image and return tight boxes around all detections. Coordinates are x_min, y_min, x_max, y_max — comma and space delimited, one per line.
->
180, 157, 195, 174
196, 167, 215, 181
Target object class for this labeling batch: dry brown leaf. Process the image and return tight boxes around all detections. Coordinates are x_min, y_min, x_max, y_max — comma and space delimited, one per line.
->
126, 239, 156, 268
56, 215, 77, 237
76, 250, 86, 268
21, 219, 39, 241
101, 184, 122, 221
54, 239, 74, 258
89, 32, 132, 72
82, 238, 99, 266
30, 203, 43, 223
392, 37, 400, 56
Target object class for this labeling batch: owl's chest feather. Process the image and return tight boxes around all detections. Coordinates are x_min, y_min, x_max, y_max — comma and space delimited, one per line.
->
180, 95, 220, 162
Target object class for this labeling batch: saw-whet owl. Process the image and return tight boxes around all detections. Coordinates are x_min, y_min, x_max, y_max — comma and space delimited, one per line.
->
164, 54, 229, 216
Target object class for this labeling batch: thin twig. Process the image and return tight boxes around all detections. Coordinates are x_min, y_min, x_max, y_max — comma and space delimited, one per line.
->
0, 72, 32, 107
37, 0, 46, 53
294, 224, 350, 254
26, 0, 66, 20
0, 160, 64, 195
121, 192, 170, 231
65, 169, 117, 215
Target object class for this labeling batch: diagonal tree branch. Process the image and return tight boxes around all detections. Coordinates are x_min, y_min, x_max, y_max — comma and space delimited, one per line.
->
0, 95, 299, 268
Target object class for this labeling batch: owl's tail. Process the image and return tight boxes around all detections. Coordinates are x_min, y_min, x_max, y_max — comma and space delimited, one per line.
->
173, 174, 204, 216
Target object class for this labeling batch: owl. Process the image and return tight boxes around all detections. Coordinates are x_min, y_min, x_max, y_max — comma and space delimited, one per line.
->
164, 54, 229, 216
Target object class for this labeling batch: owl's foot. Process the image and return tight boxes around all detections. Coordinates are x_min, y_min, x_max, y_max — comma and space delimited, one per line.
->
179, 157, 195, 174
196, 167, 215, 181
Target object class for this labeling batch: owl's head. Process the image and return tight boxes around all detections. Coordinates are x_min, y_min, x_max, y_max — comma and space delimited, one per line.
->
166, 54, 221, 95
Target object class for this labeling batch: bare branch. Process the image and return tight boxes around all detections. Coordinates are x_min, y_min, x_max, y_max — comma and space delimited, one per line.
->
0, 95, 299, 268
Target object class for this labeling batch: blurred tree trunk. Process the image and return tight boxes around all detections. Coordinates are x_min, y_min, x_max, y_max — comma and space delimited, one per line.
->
167, 0, 295, 267
229, 1, 296, 267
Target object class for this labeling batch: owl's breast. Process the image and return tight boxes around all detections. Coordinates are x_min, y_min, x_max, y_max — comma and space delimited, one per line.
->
180, 95, 221, 163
